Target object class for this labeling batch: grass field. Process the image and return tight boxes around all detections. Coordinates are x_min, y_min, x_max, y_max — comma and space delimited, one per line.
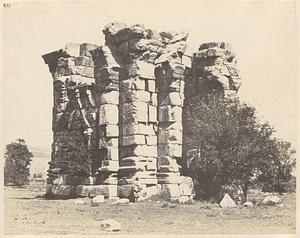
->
4, 184, 296, 235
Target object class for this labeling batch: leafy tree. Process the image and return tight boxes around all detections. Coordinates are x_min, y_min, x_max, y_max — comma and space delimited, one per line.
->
259, 140, 296, 193
183, 94, 294, 202
4, 139, 33, 186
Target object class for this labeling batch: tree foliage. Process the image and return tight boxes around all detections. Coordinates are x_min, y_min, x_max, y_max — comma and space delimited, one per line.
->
184, 94, 296, 201
4, 139, 33, 186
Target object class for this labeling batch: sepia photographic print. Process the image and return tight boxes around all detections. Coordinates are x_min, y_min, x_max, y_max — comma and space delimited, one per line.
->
1, 0, 298, 237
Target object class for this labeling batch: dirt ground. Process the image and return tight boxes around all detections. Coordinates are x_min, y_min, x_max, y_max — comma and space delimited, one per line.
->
4, 184, 296, 235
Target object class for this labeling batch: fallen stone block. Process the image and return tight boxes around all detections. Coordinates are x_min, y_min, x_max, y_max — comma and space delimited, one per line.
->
113, 198, 130, 205
51, 185, 73, 197
262, 195, 281, 206
242, 201, 254, 207
118, 185, 133, 198
74, 199, 86, 205
160, 184, 180, 200
219, 193, 237, 208
91, 195, 105, 206
100, 219, 121, 232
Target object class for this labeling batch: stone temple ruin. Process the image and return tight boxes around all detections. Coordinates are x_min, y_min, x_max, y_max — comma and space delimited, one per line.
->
42, 23, 241, 200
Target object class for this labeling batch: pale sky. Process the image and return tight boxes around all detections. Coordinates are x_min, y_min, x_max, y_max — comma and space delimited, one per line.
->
2, 1, 297, 149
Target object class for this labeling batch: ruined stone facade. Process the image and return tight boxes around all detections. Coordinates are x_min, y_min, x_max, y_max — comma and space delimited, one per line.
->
42, 23, 241, 200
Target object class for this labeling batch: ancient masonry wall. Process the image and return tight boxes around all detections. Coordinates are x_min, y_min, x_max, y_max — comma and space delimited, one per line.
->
42, 23, 241, 199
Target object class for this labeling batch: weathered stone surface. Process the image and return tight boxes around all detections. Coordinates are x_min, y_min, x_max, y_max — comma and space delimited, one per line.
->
158, 128, 182, 144
122, 135, 146, 146
105, 124, 119, 137
126, 60, 155, 79
148, 105, 157, 123
158, 106, 182, 122
122, 102, 148, 123
64, 42, 80, 57
99, 104, 118, 125
122, 122, 156, 136
219, 193, 237, 208
98, 91, 119, 105
121, 90, 150, 103
99, 160, 119, 172
157, 172, 182, 184
99, 137, 119, 148
122, 77, 145, 91
80, 43, 98, 57
158, 143, 182, 157
159, 92, 184, 106
160, 184, 180, 200
118, 185, 133, 198
145, 135, 157, 146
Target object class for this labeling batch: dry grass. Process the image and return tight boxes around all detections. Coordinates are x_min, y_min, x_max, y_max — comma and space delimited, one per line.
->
4, 184, 296, 235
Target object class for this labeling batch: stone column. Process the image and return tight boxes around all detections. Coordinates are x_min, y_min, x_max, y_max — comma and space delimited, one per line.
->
102, 23, 159, 197
91, 46, 121, 198
42, 42, 98, 197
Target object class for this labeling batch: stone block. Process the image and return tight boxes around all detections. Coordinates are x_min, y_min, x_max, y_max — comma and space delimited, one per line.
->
179, 177, 194, 196
99, 91, 119, 105
122, 102, 148, 123
57, 57, 75, 67
107, 147, 119, 161
158, 143, 182, 157
146, 79, 156, 92
139, 185, 160, 199
88, 185, 109, 198
148, 105, 157, 123
146, 135, 157, 146
122, 77, 145, 91
99, 104, 118, 125
158, 105, 182, 122
106, 124, 119, 137
64, 42, 80, 57
75, 185, 92, 197
75, 56, 94, 67
80, 43, 98, 57
160, 184, 180, 200
99, 160, 119, 172
150, 93, 158, 106
157, 172, 181, 184
159, 92, 184, 106
133, 145, 157, 157
159, 121, 182, 131
99, 137, 119, 148
158, 128, 182, 144
123, 135, 146, 146
127, 60, 155, 79
117, 185, 133, 198
122, 122, 156, 136
121, 90, 150, 103
51, 185, 73, 197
